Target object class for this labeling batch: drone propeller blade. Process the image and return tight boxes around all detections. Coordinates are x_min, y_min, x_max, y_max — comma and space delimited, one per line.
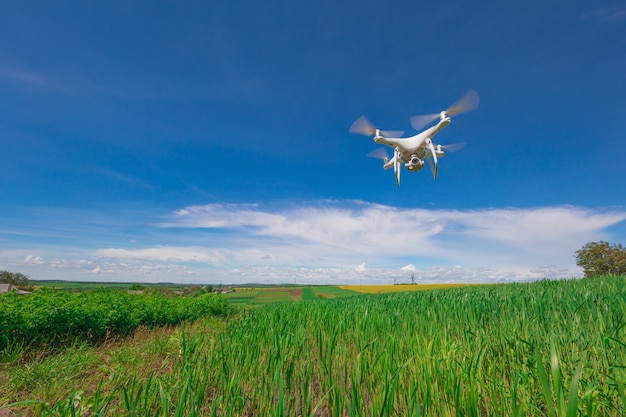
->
439, 142, 467, 153
350, 115, 377, 136
446, 89, 480, 117
367, 147, 390, 160
351, 115, 405, 138
381, 130, 405, 138
410, 113, 439, 131
410, 89, 480, 131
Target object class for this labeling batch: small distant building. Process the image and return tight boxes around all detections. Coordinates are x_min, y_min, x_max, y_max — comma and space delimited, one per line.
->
0, 283, 31, 295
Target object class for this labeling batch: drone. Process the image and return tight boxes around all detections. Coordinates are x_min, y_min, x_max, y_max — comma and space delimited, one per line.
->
350, 89, 479, 186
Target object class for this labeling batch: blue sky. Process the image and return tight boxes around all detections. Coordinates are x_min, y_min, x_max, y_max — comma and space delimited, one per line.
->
1, 0, 625, 284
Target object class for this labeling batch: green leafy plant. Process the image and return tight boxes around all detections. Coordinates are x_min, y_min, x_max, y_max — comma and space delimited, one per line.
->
0, 288, 232, 354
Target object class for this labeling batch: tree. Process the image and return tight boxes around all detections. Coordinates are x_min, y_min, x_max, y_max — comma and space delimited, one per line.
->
0, 270, 33, 290
575, 241, 626, 278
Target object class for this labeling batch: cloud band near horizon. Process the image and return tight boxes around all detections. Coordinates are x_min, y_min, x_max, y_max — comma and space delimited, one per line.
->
2, 201, 625, 284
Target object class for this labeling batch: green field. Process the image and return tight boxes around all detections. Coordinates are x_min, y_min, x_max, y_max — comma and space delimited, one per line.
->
223, 285, 358, 304
2, 276, 626, 416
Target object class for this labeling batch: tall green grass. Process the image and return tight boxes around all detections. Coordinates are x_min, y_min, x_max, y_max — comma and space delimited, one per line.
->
208, 277, 626, 416
3, 276, 626, 416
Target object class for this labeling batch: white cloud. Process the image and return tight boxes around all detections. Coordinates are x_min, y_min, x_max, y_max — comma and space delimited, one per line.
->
401, 264, 417, 272
163, 201, 455, 258
24, 255, 45, 265
355, 262, 367, 272
158, 202, 626, 269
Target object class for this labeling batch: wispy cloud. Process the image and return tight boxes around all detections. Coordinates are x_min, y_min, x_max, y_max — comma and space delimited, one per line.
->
0, 64, 47, 85
94, 167, 154, 190
97, 246, 227, 264
581, 7, 626, 22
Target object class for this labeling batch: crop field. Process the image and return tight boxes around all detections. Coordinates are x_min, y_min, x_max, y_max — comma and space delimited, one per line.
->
223, 284, 472, 304
0, 288, 232, 352
223, 286, 358, 304
2, 276, 626, 416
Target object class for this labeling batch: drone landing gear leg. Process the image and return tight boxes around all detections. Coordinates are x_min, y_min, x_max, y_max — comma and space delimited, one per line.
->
394, 147, 401, 187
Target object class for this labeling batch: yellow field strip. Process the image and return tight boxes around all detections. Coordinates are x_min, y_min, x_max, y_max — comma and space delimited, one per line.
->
339, 284, 478, 294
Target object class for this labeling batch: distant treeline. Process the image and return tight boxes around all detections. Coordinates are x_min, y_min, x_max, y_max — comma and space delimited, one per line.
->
33, 280, 193, 289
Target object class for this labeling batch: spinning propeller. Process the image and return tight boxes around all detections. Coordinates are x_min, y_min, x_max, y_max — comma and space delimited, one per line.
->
349, 116, 404, 138
435, 142, 466, 153
367, 147, 402, 186
424, 141, 466, 180
366, 147, 390, 160
351, 116, 404, 185
410, 89, 480, 131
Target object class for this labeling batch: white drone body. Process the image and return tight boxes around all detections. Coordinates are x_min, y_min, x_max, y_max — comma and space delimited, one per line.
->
373, 114, 450, 184
350, 89, 479, 187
